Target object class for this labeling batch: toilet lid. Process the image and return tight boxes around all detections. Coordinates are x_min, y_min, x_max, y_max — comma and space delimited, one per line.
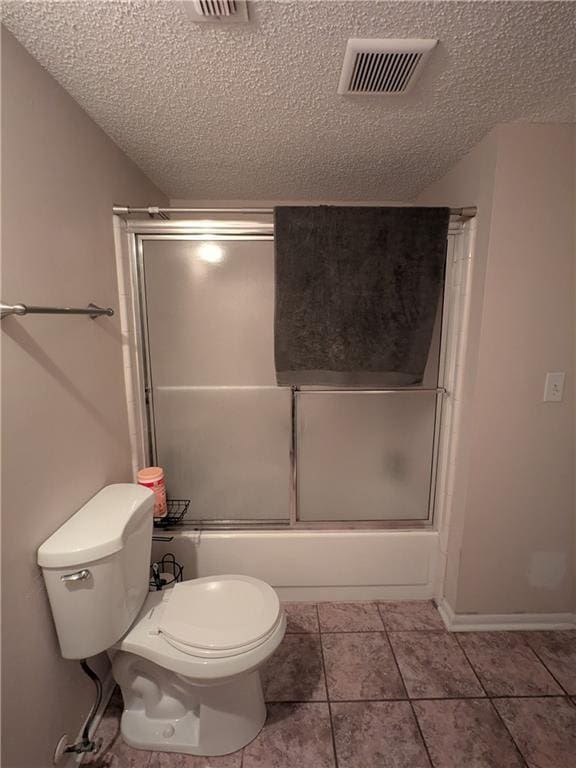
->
158, 575, 280, 652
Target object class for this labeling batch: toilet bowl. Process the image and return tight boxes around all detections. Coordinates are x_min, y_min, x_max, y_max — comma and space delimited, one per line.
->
37, 485, 286, 758
111, 575, 286, 756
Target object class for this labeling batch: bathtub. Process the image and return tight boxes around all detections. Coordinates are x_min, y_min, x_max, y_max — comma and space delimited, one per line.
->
151, 529, 440, 601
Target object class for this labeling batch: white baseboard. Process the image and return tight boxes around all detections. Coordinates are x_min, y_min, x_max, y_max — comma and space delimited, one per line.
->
438, 598, 576, 632
62, 670, 116, 766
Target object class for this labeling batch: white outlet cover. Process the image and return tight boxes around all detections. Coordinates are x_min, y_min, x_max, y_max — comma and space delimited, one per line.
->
543, 372, 565, 402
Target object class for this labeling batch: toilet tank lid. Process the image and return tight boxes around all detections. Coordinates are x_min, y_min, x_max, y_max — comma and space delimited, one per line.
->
37, 484, 155, 568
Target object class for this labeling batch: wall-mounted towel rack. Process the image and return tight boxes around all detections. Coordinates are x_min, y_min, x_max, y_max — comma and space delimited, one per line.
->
0, 302, 114, 320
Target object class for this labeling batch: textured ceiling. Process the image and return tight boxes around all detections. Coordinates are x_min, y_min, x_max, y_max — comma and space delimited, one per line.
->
2, 0, 575, 200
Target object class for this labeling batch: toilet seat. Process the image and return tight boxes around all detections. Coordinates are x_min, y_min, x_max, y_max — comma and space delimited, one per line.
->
114, 576, 286, 682
162, 617, 283, 658
158, 575, 281, 659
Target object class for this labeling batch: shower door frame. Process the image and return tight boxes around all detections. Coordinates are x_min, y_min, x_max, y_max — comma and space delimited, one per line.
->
126, 217, 459, 532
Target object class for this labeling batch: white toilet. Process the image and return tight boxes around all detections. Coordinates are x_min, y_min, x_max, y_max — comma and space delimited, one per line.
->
38, 484, 286, 757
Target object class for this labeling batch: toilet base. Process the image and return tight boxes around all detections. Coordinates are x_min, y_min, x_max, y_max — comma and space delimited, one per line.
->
112, 651, 267, 756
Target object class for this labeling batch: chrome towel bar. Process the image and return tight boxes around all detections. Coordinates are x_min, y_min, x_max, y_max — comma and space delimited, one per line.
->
0, 302, 114, 320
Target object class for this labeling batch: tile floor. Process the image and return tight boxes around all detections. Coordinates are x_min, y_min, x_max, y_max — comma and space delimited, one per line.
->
86, 601, 576, 768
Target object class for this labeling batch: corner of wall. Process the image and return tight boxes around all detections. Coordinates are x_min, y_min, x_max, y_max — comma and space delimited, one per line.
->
414, 128, 500, 614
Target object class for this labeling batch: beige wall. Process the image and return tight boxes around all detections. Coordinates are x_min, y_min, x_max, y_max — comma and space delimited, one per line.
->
419, 124, 576, 615
417, 129, 500, 607
1, 28, 167, 768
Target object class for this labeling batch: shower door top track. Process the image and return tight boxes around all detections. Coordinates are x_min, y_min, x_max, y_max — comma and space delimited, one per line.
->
117, 205, 477, 220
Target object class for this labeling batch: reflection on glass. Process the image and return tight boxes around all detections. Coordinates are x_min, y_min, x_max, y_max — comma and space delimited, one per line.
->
197, 242, 225, 264
143, 239, 277, 386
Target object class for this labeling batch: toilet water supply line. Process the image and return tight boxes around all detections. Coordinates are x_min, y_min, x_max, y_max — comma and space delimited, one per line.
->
63, 566, 176, 757
63, 660, 103, 756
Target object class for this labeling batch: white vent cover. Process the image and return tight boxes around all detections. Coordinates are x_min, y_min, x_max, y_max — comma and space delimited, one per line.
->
184, 0, 249, 23
338, 39, 437, 95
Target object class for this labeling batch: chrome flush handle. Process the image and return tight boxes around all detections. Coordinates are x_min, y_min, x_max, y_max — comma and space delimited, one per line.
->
61, 569, 91, 582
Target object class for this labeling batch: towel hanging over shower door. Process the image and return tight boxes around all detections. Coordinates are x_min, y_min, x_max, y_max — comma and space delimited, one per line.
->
273, 206, 450, 387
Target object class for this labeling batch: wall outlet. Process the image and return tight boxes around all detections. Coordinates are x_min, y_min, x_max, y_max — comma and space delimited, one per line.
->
543, 372, 565, 402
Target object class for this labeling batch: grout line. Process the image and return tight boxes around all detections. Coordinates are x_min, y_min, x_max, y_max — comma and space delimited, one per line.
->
375, 604, 388, 632
263, 694, 575, 704
489, 695, 572, 702
376, 603, 388, 626
521, 638, 572, 697
290, 627, 389, 634
385, 626, 436, 767
487, 699, 530, 768
526, 646, 570, 695
316, 604, 340, 768
453, 632, 490, 696
453, 636, 529, 768
384, 628, 450, 633
318, 628, 393, 636
286, 628, 450, 634
382, 627, 410, 701
408, 700, 436, 768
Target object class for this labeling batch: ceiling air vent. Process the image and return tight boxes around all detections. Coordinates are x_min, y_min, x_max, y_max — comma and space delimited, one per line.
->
338, 39, 437, 95
184, 0, 249, 23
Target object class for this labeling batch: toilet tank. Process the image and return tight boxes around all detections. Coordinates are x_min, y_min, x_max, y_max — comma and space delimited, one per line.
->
38, 484, 155, 659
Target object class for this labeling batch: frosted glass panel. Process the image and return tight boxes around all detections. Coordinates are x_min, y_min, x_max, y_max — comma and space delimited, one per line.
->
297, 392, 437, 521
143, 238, 290, 522
143, 239, 276, 385
154, 387, 291, 521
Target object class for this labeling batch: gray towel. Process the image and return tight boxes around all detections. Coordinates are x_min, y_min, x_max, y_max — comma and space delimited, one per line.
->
274, 206, 450, 387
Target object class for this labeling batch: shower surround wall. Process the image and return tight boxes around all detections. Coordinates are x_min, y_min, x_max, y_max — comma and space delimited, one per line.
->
1, 29, 167, 768
417, 123, 576, 624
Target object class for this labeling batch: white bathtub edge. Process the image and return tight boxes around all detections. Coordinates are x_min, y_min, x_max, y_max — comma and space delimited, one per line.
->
152, 529, 440, 601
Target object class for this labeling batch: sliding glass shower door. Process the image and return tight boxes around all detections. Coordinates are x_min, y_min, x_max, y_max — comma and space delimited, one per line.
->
141, 237, 292, 523
138, 230, 448, 527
